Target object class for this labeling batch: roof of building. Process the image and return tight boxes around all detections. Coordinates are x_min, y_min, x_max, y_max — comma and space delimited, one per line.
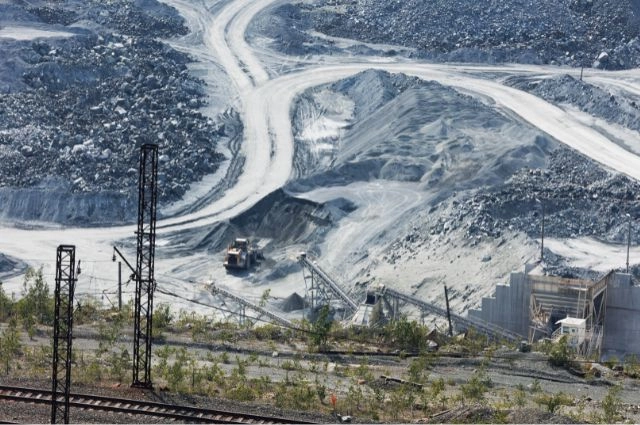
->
556, 317, 586, 326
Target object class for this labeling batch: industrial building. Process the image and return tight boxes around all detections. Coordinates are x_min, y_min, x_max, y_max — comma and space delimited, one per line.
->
469, 266, 640, 360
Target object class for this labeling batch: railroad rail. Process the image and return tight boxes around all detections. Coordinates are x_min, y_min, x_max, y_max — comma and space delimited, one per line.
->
0, 385, 312, 424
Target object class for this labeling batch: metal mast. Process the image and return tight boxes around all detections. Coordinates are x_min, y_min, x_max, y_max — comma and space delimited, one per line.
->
51, 245, 77, 424
132, 143, 159, 388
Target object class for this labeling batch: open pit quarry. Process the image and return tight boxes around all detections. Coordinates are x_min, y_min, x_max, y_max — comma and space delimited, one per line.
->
0, 0, 639, 328
2, 0, 640, 421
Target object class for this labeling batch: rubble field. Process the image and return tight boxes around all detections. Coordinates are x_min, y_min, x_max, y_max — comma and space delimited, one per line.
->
0, 0, 234, 224
252, 0, 640, 68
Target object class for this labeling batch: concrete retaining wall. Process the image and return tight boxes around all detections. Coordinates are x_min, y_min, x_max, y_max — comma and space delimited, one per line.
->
468, 272, 530, 337
601, 273, 640, 360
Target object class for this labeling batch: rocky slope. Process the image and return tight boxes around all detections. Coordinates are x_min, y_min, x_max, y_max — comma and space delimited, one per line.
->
256, 0, 640, 68
0, 0, 232, 224
275, 69, 640, 311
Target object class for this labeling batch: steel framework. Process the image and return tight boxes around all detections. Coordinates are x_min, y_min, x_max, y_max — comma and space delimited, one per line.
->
376, 285, 523, 342
298, 253, 358, 320
528, 272, 608, 356
51, 245, 77, 424
132, 143, 159, 388
209, 284, 293, 327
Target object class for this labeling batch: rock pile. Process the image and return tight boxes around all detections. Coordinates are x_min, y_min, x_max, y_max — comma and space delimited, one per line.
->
435, 146, 640, 248
0, 0, 233, 221
0, 32, 227, 204
26, 0, 188, 38
299, 0, 640, 68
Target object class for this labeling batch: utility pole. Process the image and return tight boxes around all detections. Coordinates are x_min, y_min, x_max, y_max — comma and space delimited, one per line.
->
444, 285, 453, 337
536, 198, 545, 263
51, 245, 77, 424
118, 261, 122, 311
627, 213, 632, 274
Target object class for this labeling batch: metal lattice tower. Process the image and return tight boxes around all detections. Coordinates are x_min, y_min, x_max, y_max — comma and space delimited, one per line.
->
51, 245, 77, 424
132, 143, 159, 388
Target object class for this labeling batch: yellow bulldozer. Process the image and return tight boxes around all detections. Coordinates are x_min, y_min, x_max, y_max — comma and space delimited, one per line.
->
223, 238, 263, 270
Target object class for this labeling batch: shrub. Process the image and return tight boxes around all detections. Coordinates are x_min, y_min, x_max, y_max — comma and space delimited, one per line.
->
604, 355, 619, 370
0, 317, 22, 374
534, 391, 572, 413
460, 368, 492, 402
153, 303, 173, 335
601, 385, 622, 423
548, 336, 574, 367
382, 317, 428, 352
0, 282, 12, 322
309, 305, 332, 350
253, 323, 282, 340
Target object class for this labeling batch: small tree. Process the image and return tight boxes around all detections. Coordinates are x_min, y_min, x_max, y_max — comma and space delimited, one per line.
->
17, 268, 54, 329
623, 354, 640, 378
549, 336, 574, 367
310, 305, 332, 350
384, 316, 428, 352
408, 354, 433, 383
152, 303, 173, 337
0, 282, 12, 322
460, 368, 492, 402
0, 317, 22, 374
259, 289, 271, 307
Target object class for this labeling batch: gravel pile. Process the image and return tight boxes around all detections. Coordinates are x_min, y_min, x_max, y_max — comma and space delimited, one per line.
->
278, 0, 640, 68
0, 0, 233, 223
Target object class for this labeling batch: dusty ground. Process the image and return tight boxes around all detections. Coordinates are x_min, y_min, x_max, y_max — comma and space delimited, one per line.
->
2, 325, 640, 423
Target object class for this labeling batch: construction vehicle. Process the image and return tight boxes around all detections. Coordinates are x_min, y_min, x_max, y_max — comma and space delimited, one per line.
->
223, 238, 262, 270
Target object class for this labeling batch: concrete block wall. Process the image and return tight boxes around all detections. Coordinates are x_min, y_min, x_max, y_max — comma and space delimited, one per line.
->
468, 272, 530, 337
602, 273, 640, 359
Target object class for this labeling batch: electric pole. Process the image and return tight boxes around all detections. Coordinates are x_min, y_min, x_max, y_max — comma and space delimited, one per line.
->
132, 143, 159, 388
51, 245, 78, 424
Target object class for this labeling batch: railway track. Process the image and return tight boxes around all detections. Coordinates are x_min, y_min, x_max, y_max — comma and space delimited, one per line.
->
0, 385, 312, 424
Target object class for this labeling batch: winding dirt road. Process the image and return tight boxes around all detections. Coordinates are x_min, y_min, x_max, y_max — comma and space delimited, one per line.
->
2, 0, 640, 307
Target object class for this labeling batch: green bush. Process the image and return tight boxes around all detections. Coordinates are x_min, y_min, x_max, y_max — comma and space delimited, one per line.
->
549, 336, 574, 367
604, 355, 619, 370
253, 323, 282, 340
382, 316, 429, 352
460, 368, 492, 402
0, 317, 22, 374
0, 282, 12, 322
309, 305, 332, 350
153, 303, 173, 336
601, 385, 622, 423
534, 391, 572, 413
15, 268, 54, 328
